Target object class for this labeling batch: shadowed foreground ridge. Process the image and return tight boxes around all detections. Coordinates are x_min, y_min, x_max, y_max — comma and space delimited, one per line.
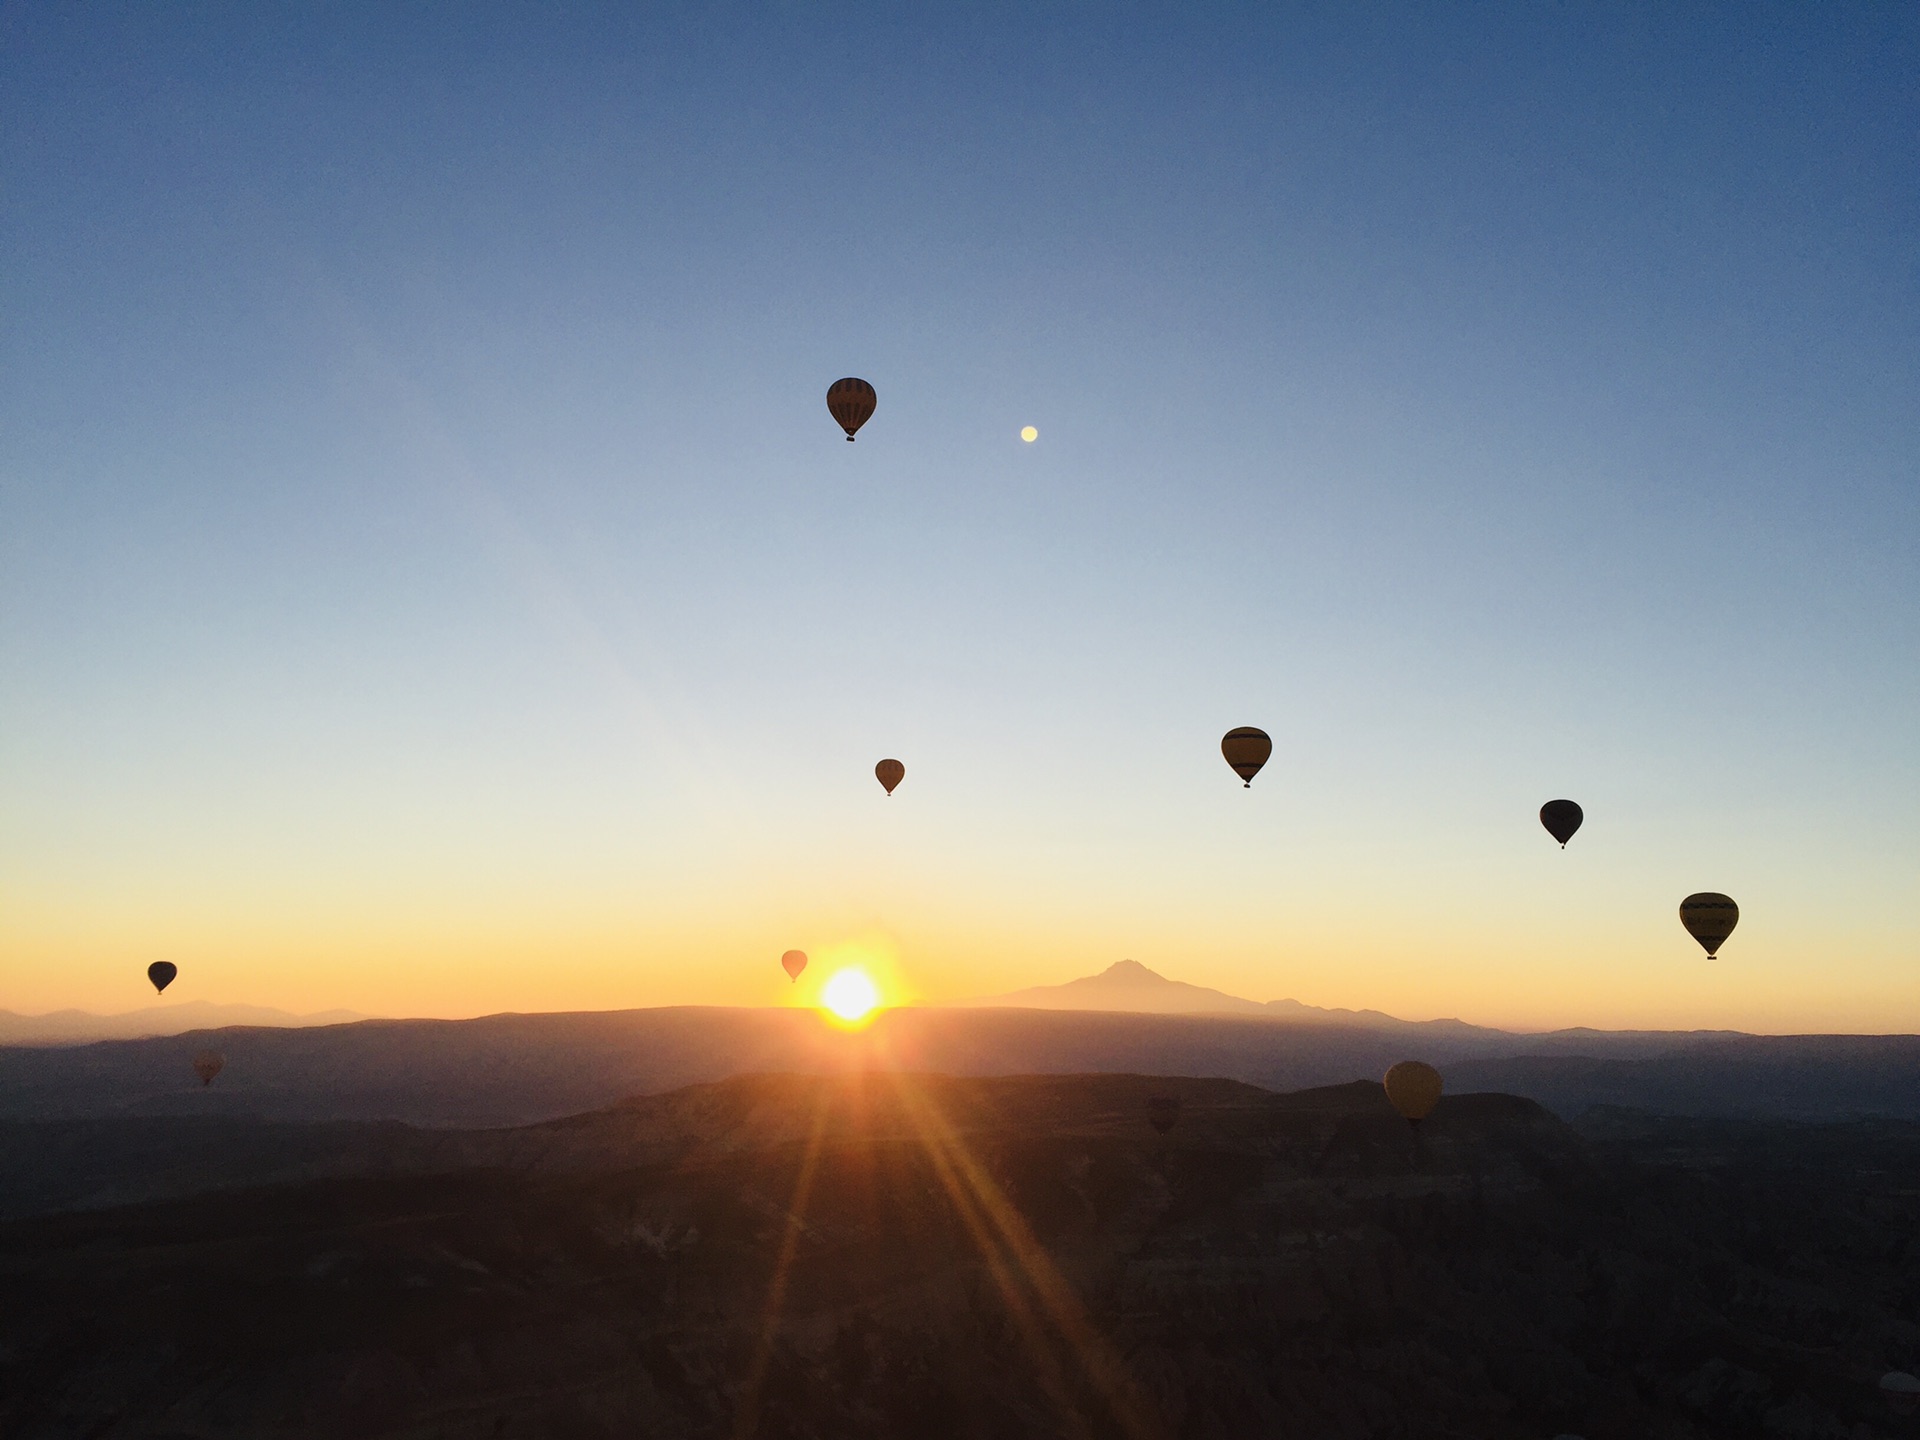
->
3, 1072, 1918, 1439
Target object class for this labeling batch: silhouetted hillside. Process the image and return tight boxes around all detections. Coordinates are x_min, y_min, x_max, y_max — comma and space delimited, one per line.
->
3, 1006, 1916, 1128
3, 1072, 1917, 1438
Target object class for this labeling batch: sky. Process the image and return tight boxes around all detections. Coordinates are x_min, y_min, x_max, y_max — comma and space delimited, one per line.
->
2, 3, 1915, 1032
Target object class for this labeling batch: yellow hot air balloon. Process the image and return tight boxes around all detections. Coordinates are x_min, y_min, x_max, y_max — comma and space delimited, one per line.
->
827, 378, 876, 441
1383, 1061, 1442, 1122
875, 758, 905, 796
781, 949, 807, 983
1679, 892, 1739, 957
1220, 727, 1271, 788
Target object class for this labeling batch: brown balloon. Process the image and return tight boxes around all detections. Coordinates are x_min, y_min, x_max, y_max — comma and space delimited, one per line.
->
1146, 1094, 1181, 1135
1220, 727, 1272, 788
1679, 892, 1739, 958
781, 949, 807, 982
875, 758, 905, 796
827, 377, 876, 441
1383, 1060, 1442, 1122
193, 1050, 224, 1087
147, 961, 177, 995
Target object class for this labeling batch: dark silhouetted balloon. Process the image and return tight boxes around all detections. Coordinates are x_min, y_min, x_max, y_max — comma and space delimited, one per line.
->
827, 378, 876, 441
1221, 727, 1271, 788
1383, 1060, 1442, 1122
1539, 799, 1583, 847
782, 949, 807, 983
1146, 1095, 1181, 1135
193, 1050, 224, 1087
875, 758, 904, 796
1679, 892, 1739, 958
147, 961, 177, 995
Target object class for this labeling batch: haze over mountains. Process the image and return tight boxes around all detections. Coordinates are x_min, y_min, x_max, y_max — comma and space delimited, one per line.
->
0, 1002, 366, 1047
3, 998, 1916, 1131
969, 960, 1535, 1037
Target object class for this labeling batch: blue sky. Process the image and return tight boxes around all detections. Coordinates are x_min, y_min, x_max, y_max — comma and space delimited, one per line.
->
2, 3, 1915, 1028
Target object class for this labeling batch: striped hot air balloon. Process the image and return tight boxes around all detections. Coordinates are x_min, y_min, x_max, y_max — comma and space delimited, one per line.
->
1679, 893, 1739, 957
827, 378, 876, 441
1220, 728, 1271, 788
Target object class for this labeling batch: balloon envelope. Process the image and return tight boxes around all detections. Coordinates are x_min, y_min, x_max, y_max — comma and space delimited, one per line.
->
827, 377, 876, 440
192, 1050, 224, 1086
1146, 1095, 1181, 1135
1679, 893, 1739, 957
781, 949, 807, 982
1383, 1061, 1443, 1122
1220, 727, 1272, 787
147, 961, 177, 995
875, 758, 905, 795
1539, 799, 1583, 847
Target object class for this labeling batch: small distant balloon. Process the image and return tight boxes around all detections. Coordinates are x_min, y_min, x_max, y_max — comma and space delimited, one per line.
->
875, 758, 905, 796
147, 961, 177, 995
192, 1050, 224, 1087
1146, 1095, 1181, 1135
827, 377, 876, 441
1220, 727, 1271, 788
1383, 1061, 1442, 1123
1539, 799, 1583, 848
1679, 892, 1739, 958
1020, 426, 1038, 443
781, 949, 808, 983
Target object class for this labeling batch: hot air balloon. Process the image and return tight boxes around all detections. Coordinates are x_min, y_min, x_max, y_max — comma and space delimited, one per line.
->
1383, 1061, 1442, 1123
1220, 727, 1271, 788
147, 961, 177, 995
781, 949, 808, 983
1679, 892, 1739, 958
1882, 1373, 1920, 1417
827, 378, 876, 441
875, 758, 905, 796
1539, 799, 1583, 848
192, 1050, 224, 1087
1146, 1095, 1181, 1135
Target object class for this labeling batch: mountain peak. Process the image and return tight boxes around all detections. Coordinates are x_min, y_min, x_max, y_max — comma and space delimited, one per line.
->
962, 960, 1269, 1015
1097, 959, 1163, 981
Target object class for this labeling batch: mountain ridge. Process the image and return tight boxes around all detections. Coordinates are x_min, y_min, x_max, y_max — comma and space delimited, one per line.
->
0, 1002, 368, 1047
963, 959, 1498, 1034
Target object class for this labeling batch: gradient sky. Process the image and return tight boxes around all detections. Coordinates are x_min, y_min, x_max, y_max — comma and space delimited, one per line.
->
3, 4, 1915, 1031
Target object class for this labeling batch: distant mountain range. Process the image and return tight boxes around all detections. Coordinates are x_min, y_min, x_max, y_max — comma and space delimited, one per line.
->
0, 1003, 366, 1047
3, 1000, 1914, 1128
963, 959, 1499, 1036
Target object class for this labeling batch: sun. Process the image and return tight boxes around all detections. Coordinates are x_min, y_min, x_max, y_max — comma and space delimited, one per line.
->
821, 967, 880, 1024
1020, 425, 1038, 442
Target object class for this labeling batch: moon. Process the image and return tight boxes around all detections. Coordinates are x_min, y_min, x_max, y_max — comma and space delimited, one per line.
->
1020, 426, 1038, 443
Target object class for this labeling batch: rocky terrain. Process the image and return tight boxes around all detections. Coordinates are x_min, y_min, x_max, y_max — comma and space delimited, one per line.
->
3, 1072, 1918, 1438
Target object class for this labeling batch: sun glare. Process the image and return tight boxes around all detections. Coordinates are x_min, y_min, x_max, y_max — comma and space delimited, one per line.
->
821, 967, 880, 1024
